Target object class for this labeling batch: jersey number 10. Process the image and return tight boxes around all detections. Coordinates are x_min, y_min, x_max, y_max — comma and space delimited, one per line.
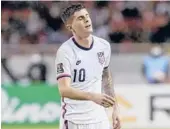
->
73, 68, 86, 82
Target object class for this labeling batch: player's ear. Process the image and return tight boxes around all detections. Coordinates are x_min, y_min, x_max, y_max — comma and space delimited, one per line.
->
65, 17, 74, 31
66, 24, 72, 31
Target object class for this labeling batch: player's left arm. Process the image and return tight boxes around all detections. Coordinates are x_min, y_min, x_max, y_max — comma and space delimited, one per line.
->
102, 43, 116, 100
102, 67, 121, 129
102, 42, 121, 129
102, 66, 115, 98
102, 66, 117, 110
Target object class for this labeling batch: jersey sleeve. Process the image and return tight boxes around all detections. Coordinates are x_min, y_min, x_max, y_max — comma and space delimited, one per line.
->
104, 44, 111, 68
55, 48, 72, 81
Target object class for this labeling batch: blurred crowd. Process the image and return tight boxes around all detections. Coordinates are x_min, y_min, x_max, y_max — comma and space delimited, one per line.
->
1, 1, 170, 44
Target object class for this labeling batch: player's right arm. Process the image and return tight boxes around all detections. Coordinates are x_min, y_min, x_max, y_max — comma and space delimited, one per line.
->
57, 77, 92, 100
55, 47, 114, 107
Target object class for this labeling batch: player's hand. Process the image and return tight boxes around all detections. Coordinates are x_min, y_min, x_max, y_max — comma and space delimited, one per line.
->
91, 93, 115, 108
113, 116, 121, 129
112, 106, 121, 129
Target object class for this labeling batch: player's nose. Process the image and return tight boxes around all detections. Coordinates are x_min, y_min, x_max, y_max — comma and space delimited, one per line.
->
84, 17, 89, 23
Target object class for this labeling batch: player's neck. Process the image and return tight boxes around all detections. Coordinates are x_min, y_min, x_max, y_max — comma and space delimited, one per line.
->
73, 35, 93, 49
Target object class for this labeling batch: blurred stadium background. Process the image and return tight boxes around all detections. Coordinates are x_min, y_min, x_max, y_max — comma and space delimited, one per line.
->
1, 1, 170, 129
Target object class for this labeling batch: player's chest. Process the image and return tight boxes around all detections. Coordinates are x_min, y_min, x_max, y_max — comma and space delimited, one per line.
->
73, 50, 105, 68
71, 51, 106, 80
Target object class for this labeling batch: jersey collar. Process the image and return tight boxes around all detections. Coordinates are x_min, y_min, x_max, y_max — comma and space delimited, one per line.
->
72, 37, 94, 51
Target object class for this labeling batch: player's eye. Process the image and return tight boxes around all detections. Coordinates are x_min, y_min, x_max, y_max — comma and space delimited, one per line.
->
78, 16, 83, 21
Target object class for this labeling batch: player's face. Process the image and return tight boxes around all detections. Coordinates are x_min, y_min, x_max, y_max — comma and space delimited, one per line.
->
71, 9, 93, 37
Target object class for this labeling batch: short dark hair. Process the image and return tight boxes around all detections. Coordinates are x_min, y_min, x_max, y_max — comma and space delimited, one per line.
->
60, 3, 85, 23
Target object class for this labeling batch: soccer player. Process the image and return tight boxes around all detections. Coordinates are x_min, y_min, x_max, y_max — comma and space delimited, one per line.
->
55, 3, 121, 129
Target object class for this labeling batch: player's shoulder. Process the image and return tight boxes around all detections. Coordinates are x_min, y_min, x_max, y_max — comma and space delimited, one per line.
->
57, 37, 74, 55
93, 35, 110, 48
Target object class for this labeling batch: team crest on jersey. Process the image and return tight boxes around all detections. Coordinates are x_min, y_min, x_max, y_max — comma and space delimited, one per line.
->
97, 52, 105, 65
57, 63, 64, 74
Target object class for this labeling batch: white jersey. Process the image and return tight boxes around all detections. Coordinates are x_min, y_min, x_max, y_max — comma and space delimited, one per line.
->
55, 35, 111, 124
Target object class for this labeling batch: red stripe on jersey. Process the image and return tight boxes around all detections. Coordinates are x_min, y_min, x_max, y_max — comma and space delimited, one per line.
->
64, 120, 68, 129
62, 97, 67, 119
57, 74, 71, 80
62, 98, 68, 129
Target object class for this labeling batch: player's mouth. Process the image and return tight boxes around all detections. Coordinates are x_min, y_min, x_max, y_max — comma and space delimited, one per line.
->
85, 25, 91, 28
